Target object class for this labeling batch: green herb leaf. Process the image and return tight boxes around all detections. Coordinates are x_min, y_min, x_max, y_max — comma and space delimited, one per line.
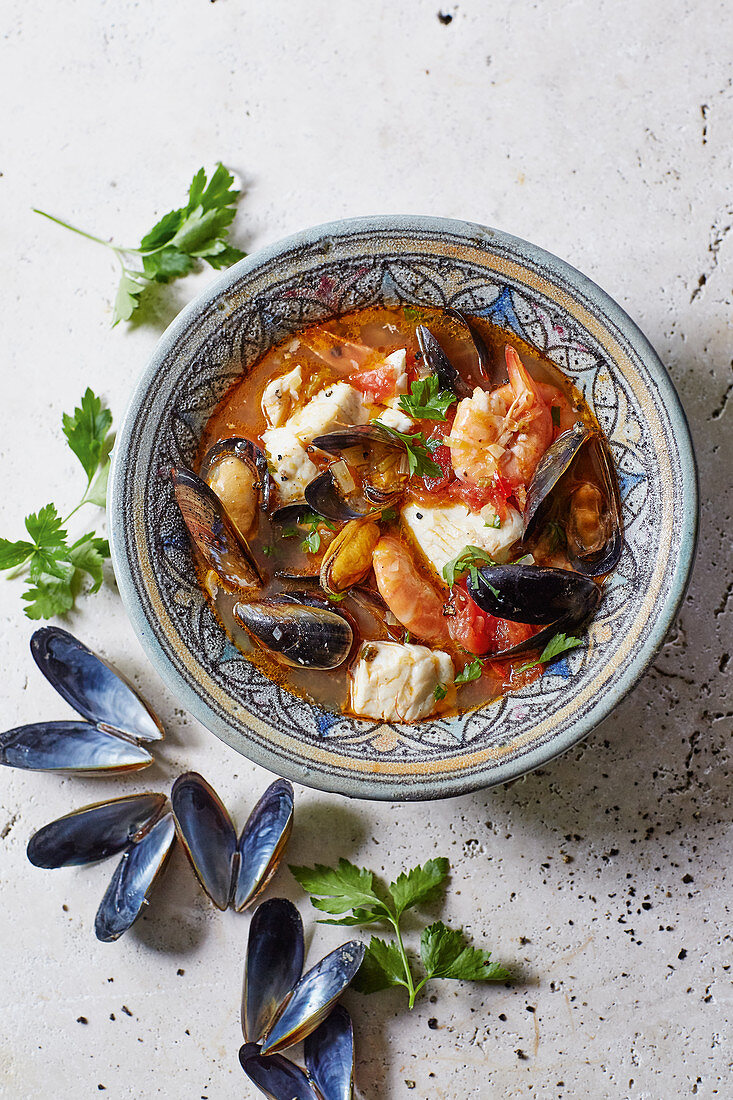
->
484, 511, 502, 529
388, 858, 449, 917
516, 632, 583, 673
398, 375, 456, 421
442, 545, 497, 587
372, 421, 443, 479
112, 272, 146, 325
455, 657, 486, 684
433, 683, 447, 701
21, 576, 75, 620
380, 506, 399, 522
290, 858, 387, 916
62, 388, 114, 483
421, 921, 509, 982
352, 937, 408, 993
141, 247, 194, 283
0, 538, 35, 571
68, 533, 110, 593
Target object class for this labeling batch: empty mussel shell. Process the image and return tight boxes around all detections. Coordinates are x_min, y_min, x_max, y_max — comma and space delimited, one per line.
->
27, 793, 166, 869
234, 779, 294, 912
468, 563, 602, 626
171, 772, 237, 910
523, 422, 590, 539
304, 1006, 354, 1100
0, 720, 153, 773
31, 626, 163, 742
233, 597, 354, 670
95, 812, 176, 942
319, 518, 380, 597
243, 898, 305, 1044
169, 465, 263, 592
445, 308, 505, 385
240, 1049, 320, 1100
200, 437, 271, 539
261, 940, 366, 1055
172, 774, 294, 913
303, 469, 369, 524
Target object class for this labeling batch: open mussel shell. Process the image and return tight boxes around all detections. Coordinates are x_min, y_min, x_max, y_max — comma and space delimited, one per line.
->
304, 1005, 354, 1100
169, 466, 263, 592
27, 793, 166, 869
0, 720, 153, 773
523, 423, 623, 576
445, 308, 506, 385
304, 470, 370, 524
261, 940, 366, 1055
171, 772, 237, 910
468, 563, 602, 626
30, 627, 163, 742
243, 898, 305, 1044
240, 1049, 320, 1100
234, 779, 294, 912
95, 812, 176, 942
415, 324, 470, 398
319, 519, 380, 597
233, 597, 354, 670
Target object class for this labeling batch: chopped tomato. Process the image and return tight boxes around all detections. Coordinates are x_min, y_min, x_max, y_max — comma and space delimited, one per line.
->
448, 584, 539, 657
352, 365, 397, 403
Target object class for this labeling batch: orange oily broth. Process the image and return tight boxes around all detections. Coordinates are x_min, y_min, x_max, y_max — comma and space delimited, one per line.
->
196, 307, 594, 720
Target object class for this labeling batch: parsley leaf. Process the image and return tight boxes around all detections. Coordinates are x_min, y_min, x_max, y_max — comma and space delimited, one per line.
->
372, 421, 443, 478
1, 391, 113, 619
516, 632, 583, 673
442, 545, 497, 586
291, 856, 508, 1008
434, 683, 447, 701
455, 657, 486, 684
421, 922, 509, 982
35, 164, 245, 325
398, 375, 456, 421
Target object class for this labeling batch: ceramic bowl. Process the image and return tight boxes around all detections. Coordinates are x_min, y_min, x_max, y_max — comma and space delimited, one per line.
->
109, 215, 697, 801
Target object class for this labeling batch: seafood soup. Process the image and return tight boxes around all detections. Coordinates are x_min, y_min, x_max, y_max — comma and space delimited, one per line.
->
170, 306, 622, 725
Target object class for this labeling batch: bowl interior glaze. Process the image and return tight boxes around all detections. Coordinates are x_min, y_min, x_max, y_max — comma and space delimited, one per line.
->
109, 216, 697, 800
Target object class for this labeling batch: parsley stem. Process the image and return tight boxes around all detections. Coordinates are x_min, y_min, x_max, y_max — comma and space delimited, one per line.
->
389, 914, 418, 1008
33, 209, 127, 252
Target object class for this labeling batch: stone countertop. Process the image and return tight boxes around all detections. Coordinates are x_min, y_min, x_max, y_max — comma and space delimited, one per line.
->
0, 2, 730, 1097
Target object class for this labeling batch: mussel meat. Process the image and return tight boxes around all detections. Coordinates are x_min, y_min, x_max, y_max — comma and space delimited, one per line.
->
169, 465, 263, 592
233, 595, 354, 670
467, 562, 602, 657
200, 437, 271, 540
95, 812, 176, 942
523, 423, 623, 576
319, 518, 380, 597
171, 774, 294, 912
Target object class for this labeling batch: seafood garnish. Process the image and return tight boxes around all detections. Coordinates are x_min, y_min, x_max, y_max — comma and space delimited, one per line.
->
0, 628, 163, 774
239, 896, 361, 1096
171, 773, 294, 911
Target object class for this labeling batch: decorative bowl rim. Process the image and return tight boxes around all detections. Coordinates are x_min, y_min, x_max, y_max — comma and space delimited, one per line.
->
109, 214, 698, 801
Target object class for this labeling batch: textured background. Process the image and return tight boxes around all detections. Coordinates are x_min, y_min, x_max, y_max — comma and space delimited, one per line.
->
1, 2, 730, 1098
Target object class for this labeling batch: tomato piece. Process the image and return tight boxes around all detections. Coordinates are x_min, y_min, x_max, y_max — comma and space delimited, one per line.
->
448, 584, 540, 657
352, 365, 398, 403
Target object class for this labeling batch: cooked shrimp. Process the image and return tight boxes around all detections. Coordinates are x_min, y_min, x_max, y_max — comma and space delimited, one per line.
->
372, 537, 451, 646
447, 345, 555, 489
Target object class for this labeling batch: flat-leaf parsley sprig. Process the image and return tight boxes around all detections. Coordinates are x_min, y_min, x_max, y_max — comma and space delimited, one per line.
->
34, 164, 246, 325
0, 389, 114, 619
290, 857, 509, 1008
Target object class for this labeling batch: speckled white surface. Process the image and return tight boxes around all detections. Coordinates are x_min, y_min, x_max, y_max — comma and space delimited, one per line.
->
1, 2, 731, 1098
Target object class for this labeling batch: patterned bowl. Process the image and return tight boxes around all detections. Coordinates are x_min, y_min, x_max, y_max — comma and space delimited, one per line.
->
109, 216, 697, 801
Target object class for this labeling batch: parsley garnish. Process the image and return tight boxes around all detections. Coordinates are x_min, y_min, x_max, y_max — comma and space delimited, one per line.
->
442, 545, 497, 586
380, 506, 399, 522
281, 510, 336, 554
516, 632, 583, 673
290, 857, 509, 1008
398, 375, 456, 421
34, 164, 245, 325
433, 683, 447, 701
0, 389, 113, 619
455, 657, 486, 684
372, 421, 443, 479
484, 512, 502, 529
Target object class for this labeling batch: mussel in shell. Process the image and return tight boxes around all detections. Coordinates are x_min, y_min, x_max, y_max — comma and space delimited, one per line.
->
467, 562, 602, 658
233, 595, 354, 670
523, 423, 623, 576
169, 465, 263, 592
200, 437, 271, 540
319, 518, 381, 597
171, 773, 294, 912
309, 425, 408, 512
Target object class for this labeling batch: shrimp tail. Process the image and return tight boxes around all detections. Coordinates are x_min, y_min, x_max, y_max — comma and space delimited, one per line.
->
505, 345, 545, 405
